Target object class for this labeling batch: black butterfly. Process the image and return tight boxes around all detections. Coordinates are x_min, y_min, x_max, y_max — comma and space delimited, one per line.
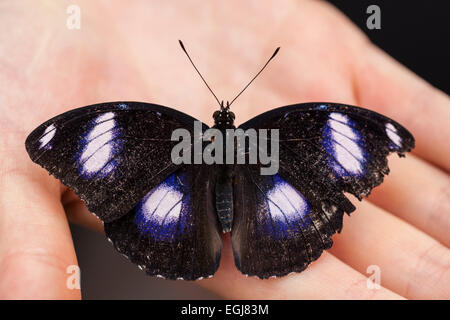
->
25, 43, 414, 280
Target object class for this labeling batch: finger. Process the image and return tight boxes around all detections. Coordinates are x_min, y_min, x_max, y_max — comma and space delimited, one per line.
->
62, 189, 104, 234
354, 43, 450, 172
369, 154, 450, 247
197, 234, 403, 300
0, 141, 80, 299
329, 200, 450, 300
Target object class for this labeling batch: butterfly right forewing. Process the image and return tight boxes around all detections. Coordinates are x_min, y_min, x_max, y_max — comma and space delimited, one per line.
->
232, 103, 414, 278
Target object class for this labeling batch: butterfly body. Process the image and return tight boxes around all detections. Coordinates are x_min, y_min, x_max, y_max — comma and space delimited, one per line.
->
212, 104, 236, 233
25, 101, 414, 280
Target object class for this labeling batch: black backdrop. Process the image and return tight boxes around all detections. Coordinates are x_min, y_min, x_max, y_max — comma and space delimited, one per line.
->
328, 0, 449, 94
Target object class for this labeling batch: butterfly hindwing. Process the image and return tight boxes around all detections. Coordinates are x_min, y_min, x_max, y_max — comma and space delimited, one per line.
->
232, 103, 414, 278
25, 101, 207, 223
232, 165, 348, 278
104, 165, 222, 280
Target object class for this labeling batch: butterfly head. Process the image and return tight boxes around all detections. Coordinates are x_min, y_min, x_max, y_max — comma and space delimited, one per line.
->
213, 101, 235, 128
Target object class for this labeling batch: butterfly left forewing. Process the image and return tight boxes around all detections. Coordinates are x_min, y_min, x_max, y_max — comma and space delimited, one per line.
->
25, 101, 207, 223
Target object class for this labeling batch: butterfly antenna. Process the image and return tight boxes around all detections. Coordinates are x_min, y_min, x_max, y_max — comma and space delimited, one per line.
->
228, 47, 280, 108
179, 40, 222, 108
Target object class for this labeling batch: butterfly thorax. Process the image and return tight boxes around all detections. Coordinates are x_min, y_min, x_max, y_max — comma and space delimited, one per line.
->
212, 108, 235, 129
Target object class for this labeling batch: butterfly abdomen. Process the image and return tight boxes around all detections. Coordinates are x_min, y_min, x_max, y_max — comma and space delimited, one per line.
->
215, 165, 234, 233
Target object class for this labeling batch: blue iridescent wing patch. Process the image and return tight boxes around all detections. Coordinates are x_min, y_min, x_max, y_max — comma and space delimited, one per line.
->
262, 174, 311, 238
134, 173, 190, 241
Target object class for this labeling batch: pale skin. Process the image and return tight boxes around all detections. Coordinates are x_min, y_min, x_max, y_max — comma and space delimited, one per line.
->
0, 0, 449, 299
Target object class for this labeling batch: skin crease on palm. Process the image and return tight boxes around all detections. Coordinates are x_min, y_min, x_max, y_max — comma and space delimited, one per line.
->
0, 0, 449, 300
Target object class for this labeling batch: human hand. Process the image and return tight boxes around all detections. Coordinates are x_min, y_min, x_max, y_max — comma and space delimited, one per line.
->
0, 0, 449, 299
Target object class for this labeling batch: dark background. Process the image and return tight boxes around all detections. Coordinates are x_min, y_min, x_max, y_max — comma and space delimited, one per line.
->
329, 0, 449, 94
71, 1, 450, 299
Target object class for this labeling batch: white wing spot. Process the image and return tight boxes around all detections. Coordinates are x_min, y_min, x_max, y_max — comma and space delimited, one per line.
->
385, 123, 402, 147
95, 112, 115, 123
140, 184, 183, 225
267, 179, 309, 223
39, 124, 56, 149
327, 113, 364, 175
329, 112, 349, 123
80, 112, 117, 175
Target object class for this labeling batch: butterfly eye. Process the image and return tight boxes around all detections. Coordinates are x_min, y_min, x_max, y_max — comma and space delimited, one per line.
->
229, 112, 235, 120
213, 111, 220, 119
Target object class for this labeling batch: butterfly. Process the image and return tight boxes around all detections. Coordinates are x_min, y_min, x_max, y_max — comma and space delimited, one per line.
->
25, 42, 414, 280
